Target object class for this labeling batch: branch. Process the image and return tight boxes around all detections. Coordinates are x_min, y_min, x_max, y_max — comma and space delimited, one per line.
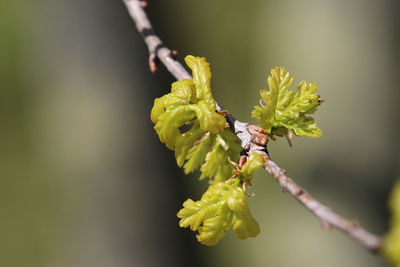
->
122, 0, 382, 252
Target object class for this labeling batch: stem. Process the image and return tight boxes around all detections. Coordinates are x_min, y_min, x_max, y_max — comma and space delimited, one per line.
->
263, 157, 382, 252
122, 0, 382, 252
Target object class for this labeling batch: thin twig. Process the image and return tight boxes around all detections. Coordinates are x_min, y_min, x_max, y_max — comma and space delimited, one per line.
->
123, 0, 190, 79
122, 0, 382, 252
263, 156, 382, 251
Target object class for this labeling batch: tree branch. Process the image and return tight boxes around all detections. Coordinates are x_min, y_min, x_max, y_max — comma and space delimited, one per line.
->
122, 0, 382, 252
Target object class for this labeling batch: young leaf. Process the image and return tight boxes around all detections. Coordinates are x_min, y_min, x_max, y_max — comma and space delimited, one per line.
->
200, 139, 234, 183
184, 55, 214, 103
182, 130, 240, 184
251, 67, 292, 132
174, 122, 205, 167
177, 180, 260, 246
190, 101, 226, 134
199, 131, 240, 183
229, 186, 260, 239
239, 152, 265, 180
183, 132, 213, 174
252, 67, 323, 139
382, 180, 400, 266
154, 105, 196, 149
151, 55, 242, 185
151, 56, 227, 151
151, 79, 196, 124
279, 116, 322, 138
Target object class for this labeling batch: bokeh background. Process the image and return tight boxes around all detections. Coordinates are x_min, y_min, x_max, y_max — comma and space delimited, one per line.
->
1, 0, 399, 266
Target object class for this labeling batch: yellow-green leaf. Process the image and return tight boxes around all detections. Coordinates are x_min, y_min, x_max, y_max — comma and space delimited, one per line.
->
154, 105, 196, 149
191, 101, 226, 134
174, 122, 205, 167
183, 133, 213, 174
200, 140, 234, 183
382, 180, 400, 266
177, 180, 260, 246
239, 152, 265, 180
184, 55, 214, 103
151, 79, 195, 124
151, 56, 227, 154
252, 67, 323, 139
199, 131, 240, 184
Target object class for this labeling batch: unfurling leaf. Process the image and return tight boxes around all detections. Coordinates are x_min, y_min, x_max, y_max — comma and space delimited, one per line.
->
182, 130, 240, 184
198, 130, 240, 183
153, 105, 196, 150
252, 67, 323, 139
183, 132, 213, 173
177, 180, 260, 246
184, 55, 214, 102
151, 79, 195, 124
151, 55, 227, 163
174, 122, 205, 167
190, 101, 226, 134
239, 152, 265, 180
382, 180, 400, 267
151, 56, 226, 150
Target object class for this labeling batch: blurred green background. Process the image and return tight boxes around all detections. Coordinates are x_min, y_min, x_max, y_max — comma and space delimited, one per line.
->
1, 0, 399, 266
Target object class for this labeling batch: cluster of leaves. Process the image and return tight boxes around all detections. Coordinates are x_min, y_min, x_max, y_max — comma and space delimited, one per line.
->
252, 67, 323, 139
178, 152, 265, 246
382, 180, 400, 266
149, 53, 400, 265
177, 178, 260, 246
151, 55, 324, 246
151, 55, 263, 245
151, 55, 240, 184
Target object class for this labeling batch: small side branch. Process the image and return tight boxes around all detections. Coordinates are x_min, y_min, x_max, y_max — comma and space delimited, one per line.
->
122, 0, 382, 252
122, 0, 190, 79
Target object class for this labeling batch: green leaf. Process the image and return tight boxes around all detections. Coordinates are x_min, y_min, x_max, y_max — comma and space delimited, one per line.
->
151, 55, 238, 183
279, 116, 322, 138
196, 205, 232, 246
182, 130, 240, 184
252, 67, 323, 139
287, 81, 321, 114
383, 228, 400, 267
190, 101, 226, 134
199, 131, 240, 184
382, 180, 400, 266
151, 56, 227, 153
183, 133, 213, 174
184, 55, 214, 103
151, 79, 196, 124
174, 122, 205, 167
154, 105, 196, 150
177, 180, 260, 246
221, 129, 242, 158
229, 186, 260, 239
390, 181, 400, 221
239, 152, 265, 180
251, 67, 292, 132
200, 139, 234, 183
